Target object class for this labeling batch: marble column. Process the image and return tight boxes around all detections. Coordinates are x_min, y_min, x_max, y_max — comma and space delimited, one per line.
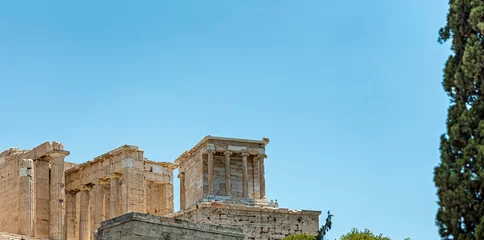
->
93, 181, 105, 230
207, 150, 215, 195
258, 154, 267, 199
78, 187, 90, 240
110, 175, 120, 219
179, 172, 185, 210
224, 151, 232, 196
241, 152, 250, 198
48, 150, 69, 240
18, 159, 34, 236
66, 191, 77, 240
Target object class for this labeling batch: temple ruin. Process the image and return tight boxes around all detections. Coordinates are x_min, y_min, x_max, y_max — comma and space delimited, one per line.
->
0, 136, 320, 240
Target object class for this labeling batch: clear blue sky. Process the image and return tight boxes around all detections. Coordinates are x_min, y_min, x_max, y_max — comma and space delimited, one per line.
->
0, 1, 449, 239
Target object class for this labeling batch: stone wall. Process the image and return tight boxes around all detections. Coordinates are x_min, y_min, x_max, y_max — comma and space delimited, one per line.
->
96, 212, 244, 240
173, 202, 321, 240
178, 150, 204, 210
0, 142, 69, 239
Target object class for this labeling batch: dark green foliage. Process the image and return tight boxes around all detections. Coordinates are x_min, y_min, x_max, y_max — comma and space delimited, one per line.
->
317, 211, 333, 240
435, 0, 484, 239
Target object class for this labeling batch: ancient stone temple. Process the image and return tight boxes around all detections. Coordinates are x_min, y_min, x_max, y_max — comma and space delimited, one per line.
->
0, 136, 320, 240
172, 136, 320, 239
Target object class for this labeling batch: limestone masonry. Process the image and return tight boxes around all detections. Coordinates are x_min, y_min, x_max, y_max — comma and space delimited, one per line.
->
0, 136, 320, 240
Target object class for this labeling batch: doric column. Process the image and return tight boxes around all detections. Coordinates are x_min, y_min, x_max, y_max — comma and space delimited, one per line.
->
110, 174, 121, 219
78, 187, 91, 240
241, 152, 250, 198
258, 154, 267, 199
179, 172, 185, 210
103, 184, 110, 222
207, 149, 215, 195
93, 180, 106, 231
66, 190, 77, 240
18, 159, 34, 236
224, 151, 232, 196
48, 150, 69, 240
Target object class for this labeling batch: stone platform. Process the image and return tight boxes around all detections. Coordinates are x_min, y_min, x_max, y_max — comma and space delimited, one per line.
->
96, 212, 244, 240
0, 232, 48, 240
171, 202, 321, 240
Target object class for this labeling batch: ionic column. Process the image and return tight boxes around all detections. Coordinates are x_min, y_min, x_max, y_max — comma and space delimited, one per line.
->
18, 159, 34, 236
48, 150, 70, 240
179, 172, 185, 210
93, 181, 106, 231
258, 154, 267, 199
224, 151, 232, 196
241, 152, 250, 198
78, 187, 91, 240
110, 174, 121, 219
207, 149, 215, 195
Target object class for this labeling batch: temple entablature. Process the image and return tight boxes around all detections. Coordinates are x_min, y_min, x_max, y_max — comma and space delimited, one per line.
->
0, 141, 69, 164
65, 145, 175, 191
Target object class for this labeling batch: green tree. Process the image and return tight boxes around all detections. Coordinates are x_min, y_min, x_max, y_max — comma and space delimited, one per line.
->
317, 211, 333, 240
339, 228, 390, 240
283, 233, 316, 240
435, 1, 484, 239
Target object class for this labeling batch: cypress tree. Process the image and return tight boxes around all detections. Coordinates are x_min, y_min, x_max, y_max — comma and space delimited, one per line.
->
435, 1, 484, 239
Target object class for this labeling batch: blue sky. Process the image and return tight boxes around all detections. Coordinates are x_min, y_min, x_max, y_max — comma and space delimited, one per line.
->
0, 1, 449, 239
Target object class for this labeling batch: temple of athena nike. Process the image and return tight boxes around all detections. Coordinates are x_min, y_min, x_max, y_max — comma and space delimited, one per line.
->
0, 136, 320, 240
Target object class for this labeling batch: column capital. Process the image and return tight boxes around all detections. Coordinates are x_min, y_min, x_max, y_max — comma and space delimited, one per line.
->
45, 149, 70, 158
78, 184, 92, 191
94, 179, 109, 185
257, 153, 267, 159
241, 152, 250, 157
66, 189, 79, 195
207, 149, 216, 154
224, 151, 233, 156
109, 173, 122, 179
